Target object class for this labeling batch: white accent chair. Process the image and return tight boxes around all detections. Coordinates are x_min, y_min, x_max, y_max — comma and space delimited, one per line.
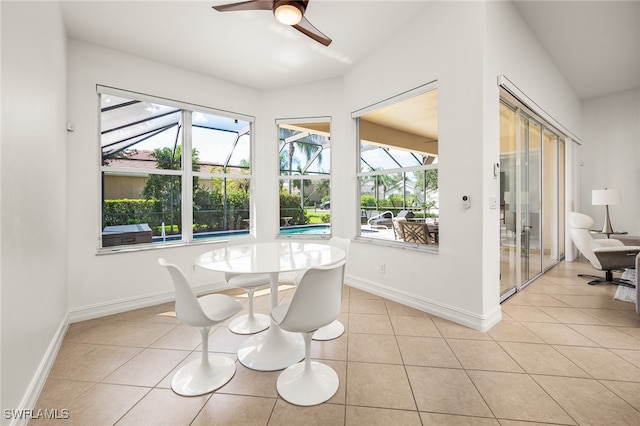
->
158, 258, 242, 396
312, 236, 350, 341
567, 212, 640, 286
225, 272, 271, 334
271, 260, 346, 406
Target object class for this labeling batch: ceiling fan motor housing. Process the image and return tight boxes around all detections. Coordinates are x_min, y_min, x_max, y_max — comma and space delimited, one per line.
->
274, 1, 306, 26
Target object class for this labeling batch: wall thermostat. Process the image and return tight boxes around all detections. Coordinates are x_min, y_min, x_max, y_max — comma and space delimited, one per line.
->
462, 195, 471, 209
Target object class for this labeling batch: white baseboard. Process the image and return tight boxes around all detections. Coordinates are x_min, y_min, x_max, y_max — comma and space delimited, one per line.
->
345, 274, 502, 332
68, 281, 229, 323
10, 313, 69, 426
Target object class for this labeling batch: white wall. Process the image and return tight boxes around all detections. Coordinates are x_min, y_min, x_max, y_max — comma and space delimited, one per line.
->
66, 40, 263, 319
260, 78, 349, 283
0, 1, 68, 418
335, 0, 583, 329
485, 2, 582, 134
580, 89, 640, 236
344, 1, 495, 328
484, 1, 583, 274
261, 78, 348, 240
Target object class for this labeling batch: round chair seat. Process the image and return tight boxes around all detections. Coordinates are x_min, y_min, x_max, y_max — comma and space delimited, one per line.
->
229, 312, 270, 334
226, 273, 270, 335
227, 274, 270, 288
171, 354, 236, 396
312, 319, 345, 341
276, 361, 339, 406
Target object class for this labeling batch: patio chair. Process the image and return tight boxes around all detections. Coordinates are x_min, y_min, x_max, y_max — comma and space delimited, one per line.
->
368, 210, 394, 229
400, 221, 431, 244
392, 217, 407, 240
427, 223, 439, 244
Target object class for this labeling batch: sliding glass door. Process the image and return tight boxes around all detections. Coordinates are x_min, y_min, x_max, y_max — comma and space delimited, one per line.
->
500, 101, 565, 301
521, 117, 543, 283
500, 104, 518, 298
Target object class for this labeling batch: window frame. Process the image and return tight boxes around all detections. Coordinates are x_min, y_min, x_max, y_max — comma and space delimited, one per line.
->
352, 82, 439, 251
97, 85, 255, 252
276, 117, 332, 239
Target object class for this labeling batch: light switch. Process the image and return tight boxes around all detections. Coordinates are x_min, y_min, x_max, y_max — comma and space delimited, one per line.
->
489, 196, 497, 209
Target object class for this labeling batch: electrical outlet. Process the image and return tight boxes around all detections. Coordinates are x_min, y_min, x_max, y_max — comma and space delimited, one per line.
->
191, 264, 197, 273
380, 263, 386, 274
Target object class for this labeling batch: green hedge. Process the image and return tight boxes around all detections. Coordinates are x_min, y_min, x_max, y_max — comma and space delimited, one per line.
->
280, 192, 305, 225
105, 193, 434, 235
104, 192, 252, 235
103, 199, 157, 227
104, 191, 298, 234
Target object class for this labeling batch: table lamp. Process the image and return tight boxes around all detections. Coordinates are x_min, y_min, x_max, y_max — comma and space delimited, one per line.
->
592, 188, 621, 233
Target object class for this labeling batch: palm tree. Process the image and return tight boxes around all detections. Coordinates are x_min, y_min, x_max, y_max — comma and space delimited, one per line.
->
278, 127, 327, 194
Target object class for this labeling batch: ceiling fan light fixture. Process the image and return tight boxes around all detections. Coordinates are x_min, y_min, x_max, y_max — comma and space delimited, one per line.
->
274, 1, 304, 26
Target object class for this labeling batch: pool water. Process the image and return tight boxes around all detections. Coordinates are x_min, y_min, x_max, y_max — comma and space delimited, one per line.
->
279, 225, 330, 235
155, 224, 378, 242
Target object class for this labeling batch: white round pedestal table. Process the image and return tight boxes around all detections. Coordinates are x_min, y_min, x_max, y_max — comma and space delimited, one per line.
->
195, 241, 345, 371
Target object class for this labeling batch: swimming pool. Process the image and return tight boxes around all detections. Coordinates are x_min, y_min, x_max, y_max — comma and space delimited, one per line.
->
153, 224, 378, 242
279, 225, 331, 235
280, 225, 380, 235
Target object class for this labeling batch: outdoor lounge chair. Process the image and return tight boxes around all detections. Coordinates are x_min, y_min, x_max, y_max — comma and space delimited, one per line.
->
368, 210, 394, 229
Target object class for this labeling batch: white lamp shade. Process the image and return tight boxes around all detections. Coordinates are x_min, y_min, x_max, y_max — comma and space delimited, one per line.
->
592, 189, 621, 206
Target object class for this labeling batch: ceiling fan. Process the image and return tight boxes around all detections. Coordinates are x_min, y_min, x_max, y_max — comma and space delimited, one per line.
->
212, 0, 332, 46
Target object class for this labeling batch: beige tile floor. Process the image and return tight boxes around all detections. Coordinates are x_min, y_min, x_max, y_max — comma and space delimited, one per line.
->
31, 258, 640, 425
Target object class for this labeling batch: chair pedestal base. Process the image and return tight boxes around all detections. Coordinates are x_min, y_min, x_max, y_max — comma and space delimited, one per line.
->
229, 313, 270, 335
312, 320, 345, 341
276, 361, 339, 406
171, 355, 236, 396
578, 272, 636, 288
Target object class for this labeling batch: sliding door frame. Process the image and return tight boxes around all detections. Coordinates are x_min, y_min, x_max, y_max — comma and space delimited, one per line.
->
499, 93, 566, 302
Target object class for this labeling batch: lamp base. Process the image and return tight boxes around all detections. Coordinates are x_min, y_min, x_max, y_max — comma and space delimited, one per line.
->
601, 205, 615, 234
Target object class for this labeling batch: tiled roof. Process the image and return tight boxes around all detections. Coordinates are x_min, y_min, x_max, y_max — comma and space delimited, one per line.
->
104, 150, 158, 170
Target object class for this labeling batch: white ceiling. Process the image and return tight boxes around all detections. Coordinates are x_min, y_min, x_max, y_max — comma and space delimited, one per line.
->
513, 0, 640, 100
60, 1, 640, 99
60, 0, 429, 90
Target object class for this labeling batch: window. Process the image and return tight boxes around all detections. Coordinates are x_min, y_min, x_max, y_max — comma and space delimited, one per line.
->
277, 119, 331, 236
99, 87, 254, 249
354, 84, 439, 247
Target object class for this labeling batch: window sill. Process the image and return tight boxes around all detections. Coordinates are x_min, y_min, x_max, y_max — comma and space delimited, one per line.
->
354, 235, 439, 253
96, 238, 229, 256
276, 234, 331, 241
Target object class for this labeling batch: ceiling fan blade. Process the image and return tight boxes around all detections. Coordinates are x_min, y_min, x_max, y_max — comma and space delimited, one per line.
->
212, 0, 274, 12
293, 16, 332, 46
